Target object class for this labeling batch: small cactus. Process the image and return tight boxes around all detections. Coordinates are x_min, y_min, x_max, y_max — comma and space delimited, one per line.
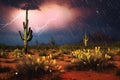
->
50, 37, 55, 49
18, 9, 33, 53
83, 32, 88, 47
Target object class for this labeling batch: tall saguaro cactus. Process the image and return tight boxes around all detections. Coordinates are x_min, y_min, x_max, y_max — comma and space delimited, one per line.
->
83, 32, 88, 47
18, 9, 33, 53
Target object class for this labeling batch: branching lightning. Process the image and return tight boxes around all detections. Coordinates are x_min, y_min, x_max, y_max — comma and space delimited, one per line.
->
37, 15, 57, 37
0, 12, 24, 31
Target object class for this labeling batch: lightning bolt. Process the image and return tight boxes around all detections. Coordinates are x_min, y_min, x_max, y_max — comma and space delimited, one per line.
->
0, 12, 24, 31
0, 11, 57, 42
0, 12, 25, 45
37, 15, 57, 37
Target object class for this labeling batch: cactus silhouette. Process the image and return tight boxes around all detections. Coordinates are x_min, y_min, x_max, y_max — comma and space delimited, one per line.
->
18, 9, 33, 53
83, 32, 88, 47
50, 37, 55, 46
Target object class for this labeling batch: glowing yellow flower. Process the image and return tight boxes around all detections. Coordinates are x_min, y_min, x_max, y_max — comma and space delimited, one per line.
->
60, 69, 65, 73
42, 56, 46, 60
71, 59, 75, 63
87, 55, 91, 60
83, 62, 86, 64
37, 58, 40, 63
53, 59, 56, 65
44, 66, 49, 71
107, 48, 111, 53
97, 64, 100, 66
105, 54, 111, 59
49, 54, 52, 59
58, 66, 62, 70
28, 54, 31, 58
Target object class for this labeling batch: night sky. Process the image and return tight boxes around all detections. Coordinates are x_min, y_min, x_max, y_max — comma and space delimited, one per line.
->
0, 0, 120, 45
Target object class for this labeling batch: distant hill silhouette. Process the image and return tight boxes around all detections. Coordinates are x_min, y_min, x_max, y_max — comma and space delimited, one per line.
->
88, 32, 112, 44
65, 32, 116, 46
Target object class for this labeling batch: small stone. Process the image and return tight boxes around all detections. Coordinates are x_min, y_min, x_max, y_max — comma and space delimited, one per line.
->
15, 72, 18, 75
49, 70, 52, 72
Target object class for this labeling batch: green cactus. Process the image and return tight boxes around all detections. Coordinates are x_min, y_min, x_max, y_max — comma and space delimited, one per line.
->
83, 32, 88, 47
50, 37, 55, 48
18, 9, 33, 53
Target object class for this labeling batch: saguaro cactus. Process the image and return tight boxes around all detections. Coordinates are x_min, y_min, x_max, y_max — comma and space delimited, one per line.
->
50, 37, 55, 47
18, 9, 33, 53
83, 32, 88, 47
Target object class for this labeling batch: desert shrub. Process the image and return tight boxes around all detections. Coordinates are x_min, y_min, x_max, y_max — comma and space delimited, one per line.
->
13, 48, 24, 58
0, 50, 9, 58
116, 48, 120, 55
0, 50, 4, 57
72, 46, 113, 71
52, 52, 64, 59
39, 45, 50, 50
16, 54, 64, 78
59, 45, 71, 54
51, 49, 57, 53
106, 48, 118, 57
60, 49, 70, 54
39, 50, 48, 56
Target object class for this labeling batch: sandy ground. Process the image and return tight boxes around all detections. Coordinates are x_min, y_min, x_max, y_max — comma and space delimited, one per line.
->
0, 53, 120, 80
58, 54, 120, 80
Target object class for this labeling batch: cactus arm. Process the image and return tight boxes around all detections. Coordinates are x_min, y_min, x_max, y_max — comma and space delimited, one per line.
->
83, 32, 89, 47
27, 27, 31, 36
85, 33, 88, 41
27, 34, 33, 41
18, 31, 24, 40
27, 31, 33, 41
23, 22, 26, 28
27, 28, 33, 41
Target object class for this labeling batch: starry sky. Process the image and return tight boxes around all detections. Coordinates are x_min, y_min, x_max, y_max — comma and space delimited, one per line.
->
0, 0, 120, 45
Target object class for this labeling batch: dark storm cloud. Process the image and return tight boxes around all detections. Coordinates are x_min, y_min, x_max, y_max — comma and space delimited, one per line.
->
0, 0, 120, 45
0, 0, 91, 10
0, 0, 44, 9
98, 0, 120, 28
69, 0, 90, 8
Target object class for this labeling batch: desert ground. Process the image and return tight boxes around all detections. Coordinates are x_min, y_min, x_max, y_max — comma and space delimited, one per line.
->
0, 45, 120, 80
